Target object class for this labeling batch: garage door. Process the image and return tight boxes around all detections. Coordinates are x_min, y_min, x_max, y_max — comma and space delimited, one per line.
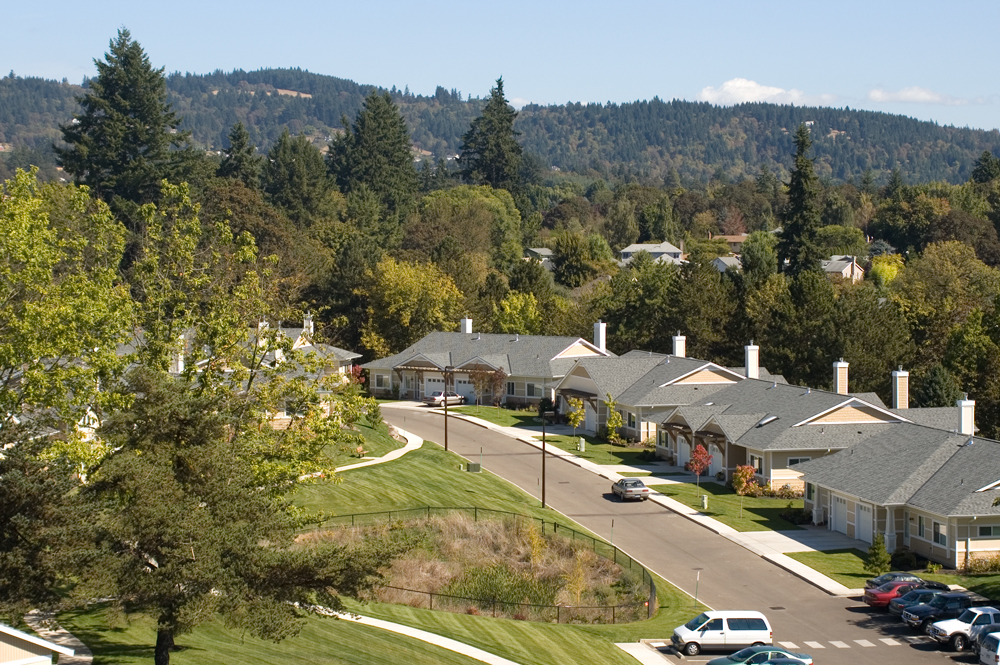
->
709, 444, 723, 477
455, 378, 476, 404
678, 440, 691, 468
857, 504, 873, 543
832, 496, 848, 535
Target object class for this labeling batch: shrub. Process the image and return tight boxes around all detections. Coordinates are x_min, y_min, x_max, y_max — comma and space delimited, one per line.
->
926, 561, 942, 574
967, 553, 1000, 574
780, 507, 813, 525
864, 533, 892, 575
891, 547, 919, 570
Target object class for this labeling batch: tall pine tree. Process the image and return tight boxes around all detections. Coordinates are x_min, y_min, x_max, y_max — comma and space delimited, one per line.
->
56, 29, 187, 205
459, 78, 522, 192
327, 92, 418, 222
777, 124, 823, 276
217, 121, 262, 189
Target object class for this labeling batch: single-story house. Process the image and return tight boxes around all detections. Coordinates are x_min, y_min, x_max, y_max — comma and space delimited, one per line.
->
0, 623, 74, 664
714, 234, 749, 254
711, 256, 742, 273
822, 255, 864, 283
794, 408, 1000, 568
524, 247, 555, 272
363, 319, 614, 405
619, 241, 684, 265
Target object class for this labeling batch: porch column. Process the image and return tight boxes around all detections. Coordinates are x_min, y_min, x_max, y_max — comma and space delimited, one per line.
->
885, 507, 896, 552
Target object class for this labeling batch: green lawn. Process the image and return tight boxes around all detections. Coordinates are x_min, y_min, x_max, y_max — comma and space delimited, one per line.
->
322, 423, 404, 469
450, 405, 539, 428
649, 481, 804, 532
786, 548, 1000, 598
618, 471, 687, 478
58, 604, 488, 665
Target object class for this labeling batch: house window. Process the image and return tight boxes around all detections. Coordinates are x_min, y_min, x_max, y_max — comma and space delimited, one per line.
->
933, 522, 947, 546
527, 383, 537, 398
918, 515, 925, 538
506, 382, 515, 396
749, 454, 763, 474
805, 483, 815, 501
978, 526, 1000, 538
627, 412, 636, 429
787, 457, 810, 466
375, 374, 387, 389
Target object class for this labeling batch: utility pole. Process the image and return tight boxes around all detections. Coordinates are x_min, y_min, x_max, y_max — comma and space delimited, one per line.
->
443, 365, 454, 452
541, 403, 548, 508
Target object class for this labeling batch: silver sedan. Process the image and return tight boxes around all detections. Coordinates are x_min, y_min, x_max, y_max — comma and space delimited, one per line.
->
611, 478, 650, 501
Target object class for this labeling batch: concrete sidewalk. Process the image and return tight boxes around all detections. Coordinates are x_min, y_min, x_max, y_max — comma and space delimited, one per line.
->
24, 611, 92, 665
396, 404, 864, 597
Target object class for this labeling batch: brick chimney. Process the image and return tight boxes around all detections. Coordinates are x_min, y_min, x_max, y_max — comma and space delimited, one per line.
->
672, 332, 686, 358
744, 342, 759, 379
891, 367, 909, 409
833, 359, 849, 395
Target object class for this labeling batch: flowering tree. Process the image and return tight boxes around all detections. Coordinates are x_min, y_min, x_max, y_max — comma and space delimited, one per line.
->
688, 443, 713, 492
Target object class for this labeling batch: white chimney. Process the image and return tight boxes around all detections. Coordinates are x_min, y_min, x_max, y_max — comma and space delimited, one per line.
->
171, 333, 185, 374
891, 367, 909, 409
303, 312, 314, 335
833, 359, 849, 395
594, 320, 607, 353
959, 394, 976, 435
744, 342, 759, 379
672, 332, 686, 358
460, 317, 473, 334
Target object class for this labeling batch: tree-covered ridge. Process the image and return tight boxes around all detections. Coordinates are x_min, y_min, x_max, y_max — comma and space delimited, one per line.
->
3, 68, 1000, 185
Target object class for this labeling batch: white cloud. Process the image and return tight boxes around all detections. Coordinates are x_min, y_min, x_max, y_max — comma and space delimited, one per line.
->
696, 78, 835, 106
868, 86, 971, 106
509, 97, 533, 110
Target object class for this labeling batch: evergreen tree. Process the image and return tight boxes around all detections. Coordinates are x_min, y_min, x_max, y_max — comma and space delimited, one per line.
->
262, 129, 335, 227
459, 78, 522, 192
863, 533, 891, 575
217, 121, 262, 189
604, 197, 639, 252
56, 29, 187, 205
914, 364, 964, 407
328, 92, 418, 222
778, 125, 824, 276
971, 151, 1000, 184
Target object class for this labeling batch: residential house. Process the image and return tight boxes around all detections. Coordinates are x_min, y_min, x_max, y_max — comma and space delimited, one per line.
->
822, 255, 864, 283
524, 247, 555, 272
714, 233, 748, 254
711, 256, 742, 273
555, 337, 781, 445
619, 241, 684, 266
363, 318, 614, 405
794, 399, 1000, 567
0, 623, 74, 664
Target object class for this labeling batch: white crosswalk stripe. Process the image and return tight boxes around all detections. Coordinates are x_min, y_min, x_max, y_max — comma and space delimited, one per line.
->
803, 641, 825, 649
879, 638, 901, 646
854, 639, 876, 647
902, 635, 925, 644
777, 642, 799, 649
830, 640, 851, 648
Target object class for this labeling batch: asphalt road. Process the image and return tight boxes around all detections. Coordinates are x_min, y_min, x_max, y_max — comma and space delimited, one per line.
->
383, 405, 973, 665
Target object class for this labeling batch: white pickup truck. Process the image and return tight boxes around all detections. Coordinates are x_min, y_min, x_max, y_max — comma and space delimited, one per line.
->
928, 606, 1000, 651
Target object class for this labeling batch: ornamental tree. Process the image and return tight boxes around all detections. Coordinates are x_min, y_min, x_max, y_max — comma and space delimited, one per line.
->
566, 397, 585, 435
688, 443, 713, 492
603, 394, 624, 445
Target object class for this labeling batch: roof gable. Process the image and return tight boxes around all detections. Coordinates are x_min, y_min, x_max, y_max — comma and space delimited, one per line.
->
661, 364, 744, 386
794, 398, 909, 427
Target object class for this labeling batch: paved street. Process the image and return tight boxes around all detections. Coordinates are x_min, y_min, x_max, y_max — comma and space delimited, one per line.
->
383, 405, 975, 665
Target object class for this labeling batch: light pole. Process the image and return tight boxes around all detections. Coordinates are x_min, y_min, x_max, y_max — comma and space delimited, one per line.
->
443, 365, 454, 452
540, 398, 551, 508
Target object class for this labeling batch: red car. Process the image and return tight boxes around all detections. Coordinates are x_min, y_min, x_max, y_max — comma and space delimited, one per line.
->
863, 580, 923, 609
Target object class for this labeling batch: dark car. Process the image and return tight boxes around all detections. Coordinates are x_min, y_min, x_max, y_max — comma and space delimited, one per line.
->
863, 580, 923, 610
706, 646, 812, 665
865, 571, 922, 589
888, 587, 945, 615
901, 592, 974, 632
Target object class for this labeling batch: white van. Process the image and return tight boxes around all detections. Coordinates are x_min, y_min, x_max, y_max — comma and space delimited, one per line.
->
671, 610, 773, 656
981, 632, 1000, 665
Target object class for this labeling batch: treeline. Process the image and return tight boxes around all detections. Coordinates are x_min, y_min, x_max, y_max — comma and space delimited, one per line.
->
3, 66, 1000, 185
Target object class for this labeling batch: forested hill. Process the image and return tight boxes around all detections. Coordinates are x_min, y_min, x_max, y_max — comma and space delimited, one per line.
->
3, 67, 999, 184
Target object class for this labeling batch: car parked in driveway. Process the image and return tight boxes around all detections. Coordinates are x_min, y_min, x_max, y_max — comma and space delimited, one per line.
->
863, 580, 924, 610
611, 478, 650, 501
928, 606, 1000, 651
865, 571, 923, 589
706, 646, 812, 665
422, 391, 465, 406
902, 592, 974, 632
889, 587, 945, 615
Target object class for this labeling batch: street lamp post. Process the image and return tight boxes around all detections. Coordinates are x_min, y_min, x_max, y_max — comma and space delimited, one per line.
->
443, 365, 454, 452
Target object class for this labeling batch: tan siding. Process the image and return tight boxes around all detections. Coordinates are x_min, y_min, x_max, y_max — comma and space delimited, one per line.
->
674, 369, 738, 385
556, 342, 600, 358
810, 405, 898, 424
0, 633, 52, 661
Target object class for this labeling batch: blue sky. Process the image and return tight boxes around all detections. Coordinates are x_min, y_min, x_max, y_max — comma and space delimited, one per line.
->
5, 0, 999, 130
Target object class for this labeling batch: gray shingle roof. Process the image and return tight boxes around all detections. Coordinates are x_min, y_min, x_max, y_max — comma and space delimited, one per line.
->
616, 357, 746, 406
361, 331, 612, 378
891, 406, 957, 431
794, 424, 1000, 516
562, 355, 665, 400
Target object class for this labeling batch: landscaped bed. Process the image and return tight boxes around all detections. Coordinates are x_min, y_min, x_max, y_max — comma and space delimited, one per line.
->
649, 481, 805, 532
303, 512, 650, 624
